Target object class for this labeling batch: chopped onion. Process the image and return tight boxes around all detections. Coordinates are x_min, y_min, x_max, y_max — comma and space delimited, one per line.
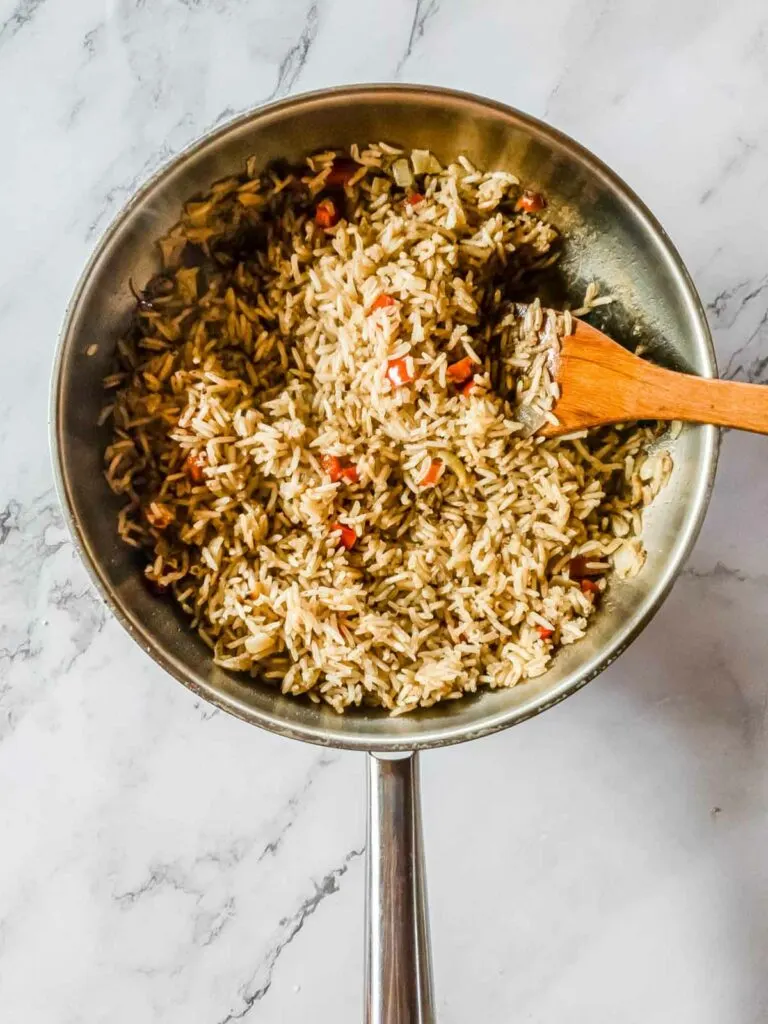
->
435, 449, 470, 488
392, 159, 414, 188
409, 149, 437, 175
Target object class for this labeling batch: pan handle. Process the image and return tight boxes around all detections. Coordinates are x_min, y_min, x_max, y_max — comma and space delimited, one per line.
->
365, 751, 435, 1023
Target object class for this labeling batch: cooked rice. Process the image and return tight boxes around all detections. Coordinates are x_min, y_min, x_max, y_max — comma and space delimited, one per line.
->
103, 144, 671, 715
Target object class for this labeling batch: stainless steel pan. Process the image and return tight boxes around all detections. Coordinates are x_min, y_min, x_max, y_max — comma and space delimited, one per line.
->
51, 85, 718, 1023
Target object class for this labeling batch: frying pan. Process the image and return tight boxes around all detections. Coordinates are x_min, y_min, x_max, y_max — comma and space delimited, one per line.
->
50, 85, 718, 1022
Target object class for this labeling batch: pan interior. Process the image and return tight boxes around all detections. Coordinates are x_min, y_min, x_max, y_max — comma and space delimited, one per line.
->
52, 86, 717, 751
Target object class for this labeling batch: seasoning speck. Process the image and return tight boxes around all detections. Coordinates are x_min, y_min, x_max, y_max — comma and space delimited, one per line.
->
86, 344, 98, 357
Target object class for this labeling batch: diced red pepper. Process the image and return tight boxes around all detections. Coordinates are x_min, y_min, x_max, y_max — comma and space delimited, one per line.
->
370, 294, 397, 312
315, 198, 339, 228
321, 454, 343, 482
330, 522, 357, 550
386, 357, 415, 388
419, 459, 444, 488
447, 356, 474, 383
537, 626, 554, 640
515, 190, 546, 213
325, 157, 361, 187
460, 378, 476, 397
580, 578, 600, 595
184, 452, 206, 483
406, 192, 425, 206
322, 455, 359, 484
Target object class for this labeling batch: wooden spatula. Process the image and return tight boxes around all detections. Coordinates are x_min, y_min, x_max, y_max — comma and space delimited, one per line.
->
542, 317, 768, 437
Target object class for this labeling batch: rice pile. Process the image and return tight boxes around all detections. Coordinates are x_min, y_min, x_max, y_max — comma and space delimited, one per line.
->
103, 143, 671, 715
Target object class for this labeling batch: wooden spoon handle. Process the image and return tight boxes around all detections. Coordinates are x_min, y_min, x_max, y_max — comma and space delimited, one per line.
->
557, 329, 768, 434
631, 366, 768, 433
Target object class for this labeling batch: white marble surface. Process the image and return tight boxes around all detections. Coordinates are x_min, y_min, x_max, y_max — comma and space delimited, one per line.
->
2, 0, 768, 1020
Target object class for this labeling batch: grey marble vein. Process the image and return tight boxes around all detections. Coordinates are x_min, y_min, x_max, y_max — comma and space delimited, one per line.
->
192, 698, 220, 721
196, 897, 236, 948
256, 754, 336, 863
0, 488, 107, 740
707, 275, 768, 327
217, 846, 363, 1022
65, 96, 86, 129
270, 2, 319, 101
114, 864, 200, 906
723, 306, 768, 381
682, 560, 768, 587
111, 752, 337, 913
82, 23, 103, 58
83, 140, 181, 242
0, 500, 20, 548
213, 105, 239, 127
699, 137, 759, 206
396, 0, 439, 77
543, 0, 618, 117
682, 560, 748, 582
0, 629, 38, 671
0, 0, 46, 44
50, 580, 108, 674
0, 491, 67, 592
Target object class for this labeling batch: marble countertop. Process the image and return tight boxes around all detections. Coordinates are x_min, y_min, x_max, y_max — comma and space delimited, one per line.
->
3, 1, 768, 1020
